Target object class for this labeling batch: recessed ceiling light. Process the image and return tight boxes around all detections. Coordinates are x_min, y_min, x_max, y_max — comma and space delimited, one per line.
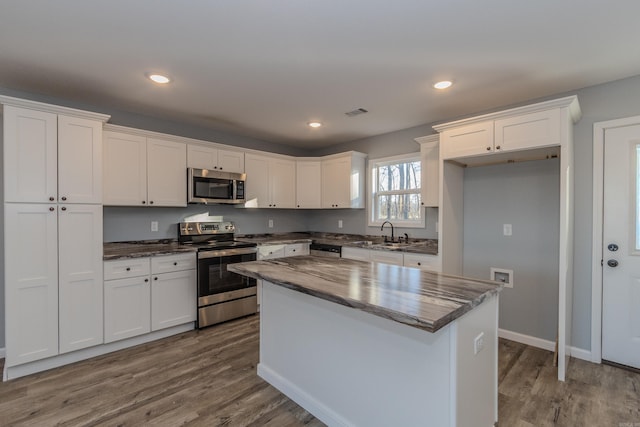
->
433, 80, 453, 90
308, 121, 322, 128
147, 73, 171, 84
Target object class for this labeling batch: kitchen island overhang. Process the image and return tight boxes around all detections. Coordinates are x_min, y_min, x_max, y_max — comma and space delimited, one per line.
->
229, 256, 504, 427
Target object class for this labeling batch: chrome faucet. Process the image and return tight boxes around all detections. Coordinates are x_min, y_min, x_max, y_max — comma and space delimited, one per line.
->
380, 221, 395, 243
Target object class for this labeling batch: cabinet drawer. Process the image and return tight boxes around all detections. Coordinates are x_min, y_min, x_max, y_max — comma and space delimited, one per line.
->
104, 258, 150, 280
285, 243, 309, 257
257, 245, 286, 260
151, 253, 196, 274
403, 253, 440, 272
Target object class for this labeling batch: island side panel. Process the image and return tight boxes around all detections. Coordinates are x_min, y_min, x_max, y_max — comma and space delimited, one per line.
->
258, 280, 454, 427
453, 294, 499, 426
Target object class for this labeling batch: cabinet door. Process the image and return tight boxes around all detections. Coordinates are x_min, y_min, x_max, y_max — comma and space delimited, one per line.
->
370, 250, 403, 266
58, 204, 103, 353
104, 275, 151, 343
151, 269, 197, 331
103, 131, 147, 206
494, 109, 561, 152
147, 138, 187, 207
270, 158, 296, 208
3, 106, 57, 203
419, 138, 439, 208
187, 144, 218, 170
257, 245, 286, 260
341, 247, 371, 262
322, 156, 354, 208
57, 115, 103, 204
285, 243, 310, 257
4, 203, 59, 366
245, 154, 271, 208
296, 160, 322, 208
440, 121, 494, 160
403, 253, 440, 272
218, 149, 245, 173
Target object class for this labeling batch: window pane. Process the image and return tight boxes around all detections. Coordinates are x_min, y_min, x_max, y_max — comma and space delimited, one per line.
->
376, 161, 421, 192
375, 193, 422, 221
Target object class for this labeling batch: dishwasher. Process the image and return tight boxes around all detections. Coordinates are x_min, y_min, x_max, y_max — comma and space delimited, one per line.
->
309, 242, 342, 258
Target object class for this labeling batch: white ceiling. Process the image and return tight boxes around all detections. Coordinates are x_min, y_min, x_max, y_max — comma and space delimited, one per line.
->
1, 1, 640, 149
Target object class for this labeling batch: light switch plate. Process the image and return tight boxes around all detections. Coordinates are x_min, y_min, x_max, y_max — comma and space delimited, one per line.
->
338, 220, 343, 228
268, 219, 274, 228
503, 224, 512, 236
151, 221, 158, 232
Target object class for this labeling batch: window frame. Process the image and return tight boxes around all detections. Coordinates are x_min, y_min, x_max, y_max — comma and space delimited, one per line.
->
367, 152, 425, 228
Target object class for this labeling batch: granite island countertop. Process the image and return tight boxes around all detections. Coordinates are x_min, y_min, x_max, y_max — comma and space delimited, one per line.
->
229, 255, 502, 332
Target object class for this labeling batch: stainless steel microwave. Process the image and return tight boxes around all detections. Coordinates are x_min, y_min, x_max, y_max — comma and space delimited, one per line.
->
188, 168, 246, 204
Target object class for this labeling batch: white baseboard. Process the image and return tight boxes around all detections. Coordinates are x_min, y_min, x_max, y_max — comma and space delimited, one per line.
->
0, 347, 5, 359
498, 329, 592, 362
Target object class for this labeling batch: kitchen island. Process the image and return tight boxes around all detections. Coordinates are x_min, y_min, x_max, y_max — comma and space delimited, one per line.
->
229, 256, 503, 427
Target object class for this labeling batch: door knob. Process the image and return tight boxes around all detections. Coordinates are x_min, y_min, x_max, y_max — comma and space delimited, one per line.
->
607, 259, 619, 267
607, 243, 619, 252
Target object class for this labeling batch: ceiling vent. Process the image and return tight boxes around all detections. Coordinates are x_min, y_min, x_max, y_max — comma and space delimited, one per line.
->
345, 108, 368, 117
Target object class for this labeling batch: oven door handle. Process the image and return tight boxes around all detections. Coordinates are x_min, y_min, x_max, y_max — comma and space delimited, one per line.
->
198, 247, 258, 259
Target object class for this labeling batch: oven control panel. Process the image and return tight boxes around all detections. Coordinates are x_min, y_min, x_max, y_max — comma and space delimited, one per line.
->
179, 221, 235, 236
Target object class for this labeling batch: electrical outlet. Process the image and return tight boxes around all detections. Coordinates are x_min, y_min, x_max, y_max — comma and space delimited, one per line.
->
503, 224, 512, 236
474, 332, 485, 355
151, 221, 158, 232
338, 220, 343, 228
268, 219, 273, 228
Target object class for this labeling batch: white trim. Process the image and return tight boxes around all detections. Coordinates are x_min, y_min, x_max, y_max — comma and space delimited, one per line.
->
3, 323, 193, 381
0, 347, 5, 359
591, 114, 640, 364
499, 329, 593, 363
432, 95, 581, 132
498, 328, 556, 352
0, 95, 110, 122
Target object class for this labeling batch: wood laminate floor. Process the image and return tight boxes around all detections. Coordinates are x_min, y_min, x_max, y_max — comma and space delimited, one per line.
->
0, 316, 638, 426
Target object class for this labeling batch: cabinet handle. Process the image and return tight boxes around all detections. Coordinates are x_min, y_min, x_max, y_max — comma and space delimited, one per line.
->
149, 201, 154, 205
486, 146, 491, 151
145, 278, 149, 282
49, 207, 55, 212
61, 196, 67, 201
417, 262, 421, 266
49, 197, 55, 201
154, 277, 158, 280
495, 145, 501, 150
219, 167, 223, 170
173, 262, 178, 265
61, 207, 67, 211
126, 267, 131, 271
142, 201, 146, 204
297, 205, 300, 208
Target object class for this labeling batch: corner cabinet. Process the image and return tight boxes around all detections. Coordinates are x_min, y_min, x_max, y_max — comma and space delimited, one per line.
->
321, 152, 366, 209
2, 97, 109, 368
245, 153, 296, 208
433, 95, 581, 381
103, 126, 187, 207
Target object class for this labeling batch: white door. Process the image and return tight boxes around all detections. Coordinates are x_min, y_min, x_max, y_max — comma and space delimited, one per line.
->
58, 204, 104, 353
57, 115, 103, 204
218, 149, 245, 173
147, 137, 187, 207
103, 131, 147, 206
244, 153, 270, 207
296, 160, 321, 208
269, 158, 296, 208
602, 123, 640, 369
151, 269, 197, 331
187, 144, 218, 170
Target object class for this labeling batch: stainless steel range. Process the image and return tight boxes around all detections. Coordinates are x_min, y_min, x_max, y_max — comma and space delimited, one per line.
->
178, 221, 257, 328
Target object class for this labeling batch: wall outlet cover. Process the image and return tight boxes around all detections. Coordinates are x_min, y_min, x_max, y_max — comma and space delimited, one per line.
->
490, 267, 514, 288
338, 220, 343, 228
268, 219, 274, 228
151, 221, 158, 232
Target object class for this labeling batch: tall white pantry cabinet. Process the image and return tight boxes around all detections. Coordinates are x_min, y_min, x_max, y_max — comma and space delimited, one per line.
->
2, 97, 110, 368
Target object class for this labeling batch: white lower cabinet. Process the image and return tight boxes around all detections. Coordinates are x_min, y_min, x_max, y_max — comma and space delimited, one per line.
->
256, 242, 311, 310
342, 247, 440, 272
104, 253, 196, 343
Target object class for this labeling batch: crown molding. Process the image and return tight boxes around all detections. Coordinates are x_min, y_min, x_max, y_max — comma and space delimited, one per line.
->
0, 95, 110, 122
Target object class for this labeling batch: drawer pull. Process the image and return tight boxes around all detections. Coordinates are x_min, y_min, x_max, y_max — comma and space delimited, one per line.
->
174, 262, 178, 266
154, 277, 158, 281
417, 262, 421, 266
126, 267, 131, 271
145, 278, 149, 282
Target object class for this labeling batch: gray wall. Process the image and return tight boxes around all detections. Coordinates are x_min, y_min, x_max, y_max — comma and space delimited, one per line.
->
462, 159, 559, 341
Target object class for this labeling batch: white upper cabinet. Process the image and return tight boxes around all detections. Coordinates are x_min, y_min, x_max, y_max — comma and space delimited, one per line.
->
57, 115, 103, 204
103, 131, 148, 206
103, 129, 187, 207
245, 153, 295, 208
494, 109, 561, 152
296, 160, 322, 209
321, 152, 366, 209
147, 137, 187, 207
187, 143, 244, 173
415, 135, 439, 208
3, 106, 104, 204
440, 121, 494, 160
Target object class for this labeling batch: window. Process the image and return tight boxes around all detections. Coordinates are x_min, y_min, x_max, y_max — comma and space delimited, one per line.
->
368, 153, 424, 227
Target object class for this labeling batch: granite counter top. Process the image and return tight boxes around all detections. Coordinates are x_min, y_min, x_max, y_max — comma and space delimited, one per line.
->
236, 232, 438, 255
229, 256, 502, 332
104, 240, 197, 260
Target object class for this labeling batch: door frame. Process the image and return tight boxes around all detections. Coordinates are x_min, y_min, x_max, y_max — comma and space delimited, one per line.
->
591, 114, 640, 363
